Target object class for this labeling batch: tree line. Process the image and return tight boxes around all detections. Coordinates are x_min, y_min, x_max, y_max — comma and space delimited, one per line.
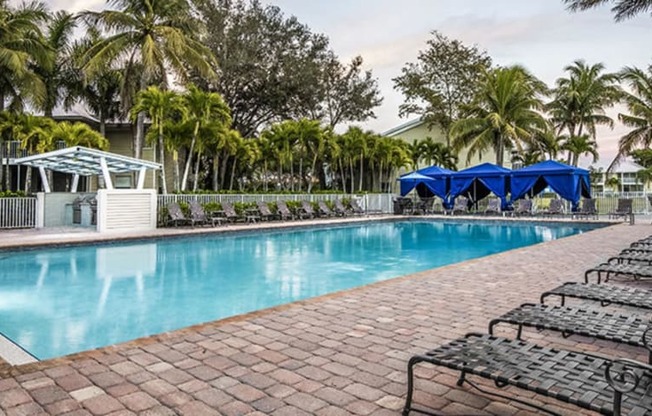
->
1, 0, 651, 194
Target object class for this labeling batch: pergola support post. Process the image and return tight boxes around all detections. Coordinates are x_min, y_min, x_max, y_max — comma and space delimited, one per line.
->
71, 174, 80, 193
99, 157, 113, 190
38, 167, 51, 193
137, 167, 147, 190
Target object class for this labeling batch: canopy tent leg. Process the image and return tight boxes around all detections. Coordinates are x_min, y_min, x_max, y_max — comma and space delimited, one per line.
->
137, 167, 147, 190
71, 174, 80, 193
99, 157, 113, 190
38, 167, 51, 193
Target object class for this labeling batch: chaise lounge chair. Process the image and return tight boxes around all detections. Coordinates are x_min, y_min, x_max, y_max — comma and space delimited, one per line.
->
349, 199, 365, 216
403, 333, 652, 416
166, 202, 189, 227
574, 198, 598, 220
585, 262, 652, 284
541, 282, 652, 310
299, 201, 316, 219
275, 201, 294, 221
317, 201, 334, 217
189, 200, 223, 227
609, 198, 633, 220
449, 196, 469, 215
608, 250, 652, 266
484, 197, 501, 215
488, 303, 652, 363
333, 199, 349, 217
541, 198, 565, 217
512, 199, 533, 216
256, 201, 276, 221
218, 201, 240, 223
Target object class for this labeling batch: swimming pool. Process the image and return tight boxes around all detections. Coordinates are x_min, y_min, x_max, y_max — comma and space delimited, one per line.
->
0, 220, 603, 360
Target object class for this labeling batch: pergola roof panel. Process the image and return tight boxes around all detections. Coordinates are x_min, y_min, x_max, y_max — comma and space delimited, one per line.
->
14, 146, 161, 175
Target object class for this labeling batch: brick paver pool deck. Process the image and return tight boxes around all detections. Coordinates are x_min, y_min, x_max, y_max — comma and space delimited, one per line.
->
0, 219, 650, 415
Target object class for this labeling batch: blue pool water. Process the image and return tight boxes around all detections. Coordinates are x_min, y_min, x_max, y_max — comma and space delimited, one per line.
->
0, 220, 602, 359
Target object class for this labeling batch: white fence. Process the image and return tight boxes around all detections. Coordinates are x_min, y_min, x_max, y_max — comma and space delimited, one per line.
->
0, 198, 37, 229
157, 193, 394, 220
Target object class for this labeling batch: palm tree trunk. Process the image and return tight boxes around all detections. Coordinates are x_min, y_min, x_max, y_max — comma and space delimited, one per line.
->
172, 150, 180, 192
25, 167, 32, 193
219, 150, 229, 189
349, 159, 355, 194
358, 151, 364, 192
158, 125, 167, 194
308, 154, 319, 193
181, 122, 199, 191
212, 156, 219, 191
339, 159, 346, 192
298, 157, 303, 192
263, 160, 268, 192
193, 150, 202, 191
229, 158, 236, 191
134, 77, 148, 160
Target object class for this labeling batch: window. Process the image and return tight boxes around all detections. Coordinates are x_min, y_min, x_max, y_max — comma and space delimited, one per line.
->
114, 175, 133, 189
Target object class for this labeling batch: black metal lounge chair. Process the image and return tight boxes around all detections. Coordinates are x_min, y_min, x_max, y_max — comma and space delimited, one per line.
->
484, 197, 501, 215
608, 251, 652, 266
256, 201, 276, 221
275, 201, 294, 221
349, 199, 365, 216
574, 198, 598, 220
404, 333, 652, 416
609, 198, 633, 220
218, 201, 240, 223
299, 201, 316, 219
488, 303, 652, 363
512, 199, 533, 216
166, 202, 188, 227
317, 201, 334, 217
449, 196, 469, 215
189, 200, 223, 227
585, 262, 652, 283
333, 199, 349, 216
541, 282, 652, 310
541, 198, 565, 217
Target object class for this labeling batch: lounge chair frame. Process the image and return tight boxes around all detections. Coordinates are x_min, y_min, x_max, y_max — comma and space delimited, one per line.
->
541, 282, 652, 311
403, 333, 652, 416
512, 199, 533, 216
165, 202, 188, 227
275, 201, 294, 221
609, 198, 633, 221
189, 200, 223, 227
574, 199, 598, 220
256, 201, 276, 221
488, 303, 652, 363
585, 262, 652, 283
317, 201, 334, 217
484, 197, 501, 215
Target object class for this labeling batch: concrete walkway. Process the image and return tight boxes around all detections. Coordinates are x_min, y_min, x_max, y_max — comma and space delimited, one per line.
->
0, 220, 649, 415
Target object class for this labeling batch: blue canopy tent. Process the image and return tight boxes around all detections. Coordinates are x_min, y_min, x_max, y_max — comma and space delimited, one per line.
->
399, 172, 440, 197
415, 165, 453, 201
510, 160, 591, 211
449, 163, 512, 209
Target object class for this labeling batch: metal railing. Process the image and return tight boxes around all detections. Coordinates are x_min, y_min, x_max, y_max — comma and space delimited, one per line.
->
0, 197, 37, 229
1, 140, 67, 159
157, 193, 394, 223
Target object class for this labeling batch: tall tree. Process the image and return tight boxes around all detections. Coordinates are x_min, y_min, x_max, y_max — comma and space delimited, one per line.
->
131, 86, 185, 194
560, 134, 599, 166
193, 0, 332, 137
0, 0, 48, 112
50, 121, 109, 149
393, 31, 492, 146
563, 0, 652, 20
614, 66, 652, 162
451, 66, 548, 166
182, 85, 231, 191
34, 10, 76, 117
547, 60, 621, 144
81, 0, 216, 159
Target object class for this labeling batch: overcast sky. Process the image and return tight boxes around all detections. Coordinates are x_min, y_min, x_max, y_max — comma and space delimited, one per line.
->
20, 0, 652, 162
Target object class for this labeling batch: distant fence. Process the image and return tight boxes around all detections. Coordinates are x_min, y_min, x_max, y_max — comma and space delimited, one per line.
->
0, 197, 37, 229
157, 193, 394, 222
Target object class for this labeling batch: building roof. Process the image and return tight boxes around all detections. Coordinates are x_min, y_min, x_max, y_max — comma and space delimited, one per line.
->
382, 118, 425, 137
14, 146, 161, 176
584, 159, 645, 173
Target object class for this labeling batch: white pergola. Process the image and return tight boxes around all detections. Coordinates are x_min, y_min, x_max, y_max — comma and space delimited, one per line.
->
14, 146, 161, 192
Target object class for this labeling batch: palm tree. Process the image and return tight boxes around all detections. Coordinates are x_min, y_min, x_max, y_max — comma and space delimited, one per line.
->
34, 10, 77, 117
13, 114, 55, 192
80, 0, 217, 159
68, 28, 123, 137
182, 85, 231, 191
130, 86, 185, 194
563, 0, 652, 21
50, 121, 109, 150
406, 139, 422, 169
0, 0, 49, 111
547, 60, 620, 160
614, 66, 652, 163
560, 134, 599, 166
451, 66, 548, 166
